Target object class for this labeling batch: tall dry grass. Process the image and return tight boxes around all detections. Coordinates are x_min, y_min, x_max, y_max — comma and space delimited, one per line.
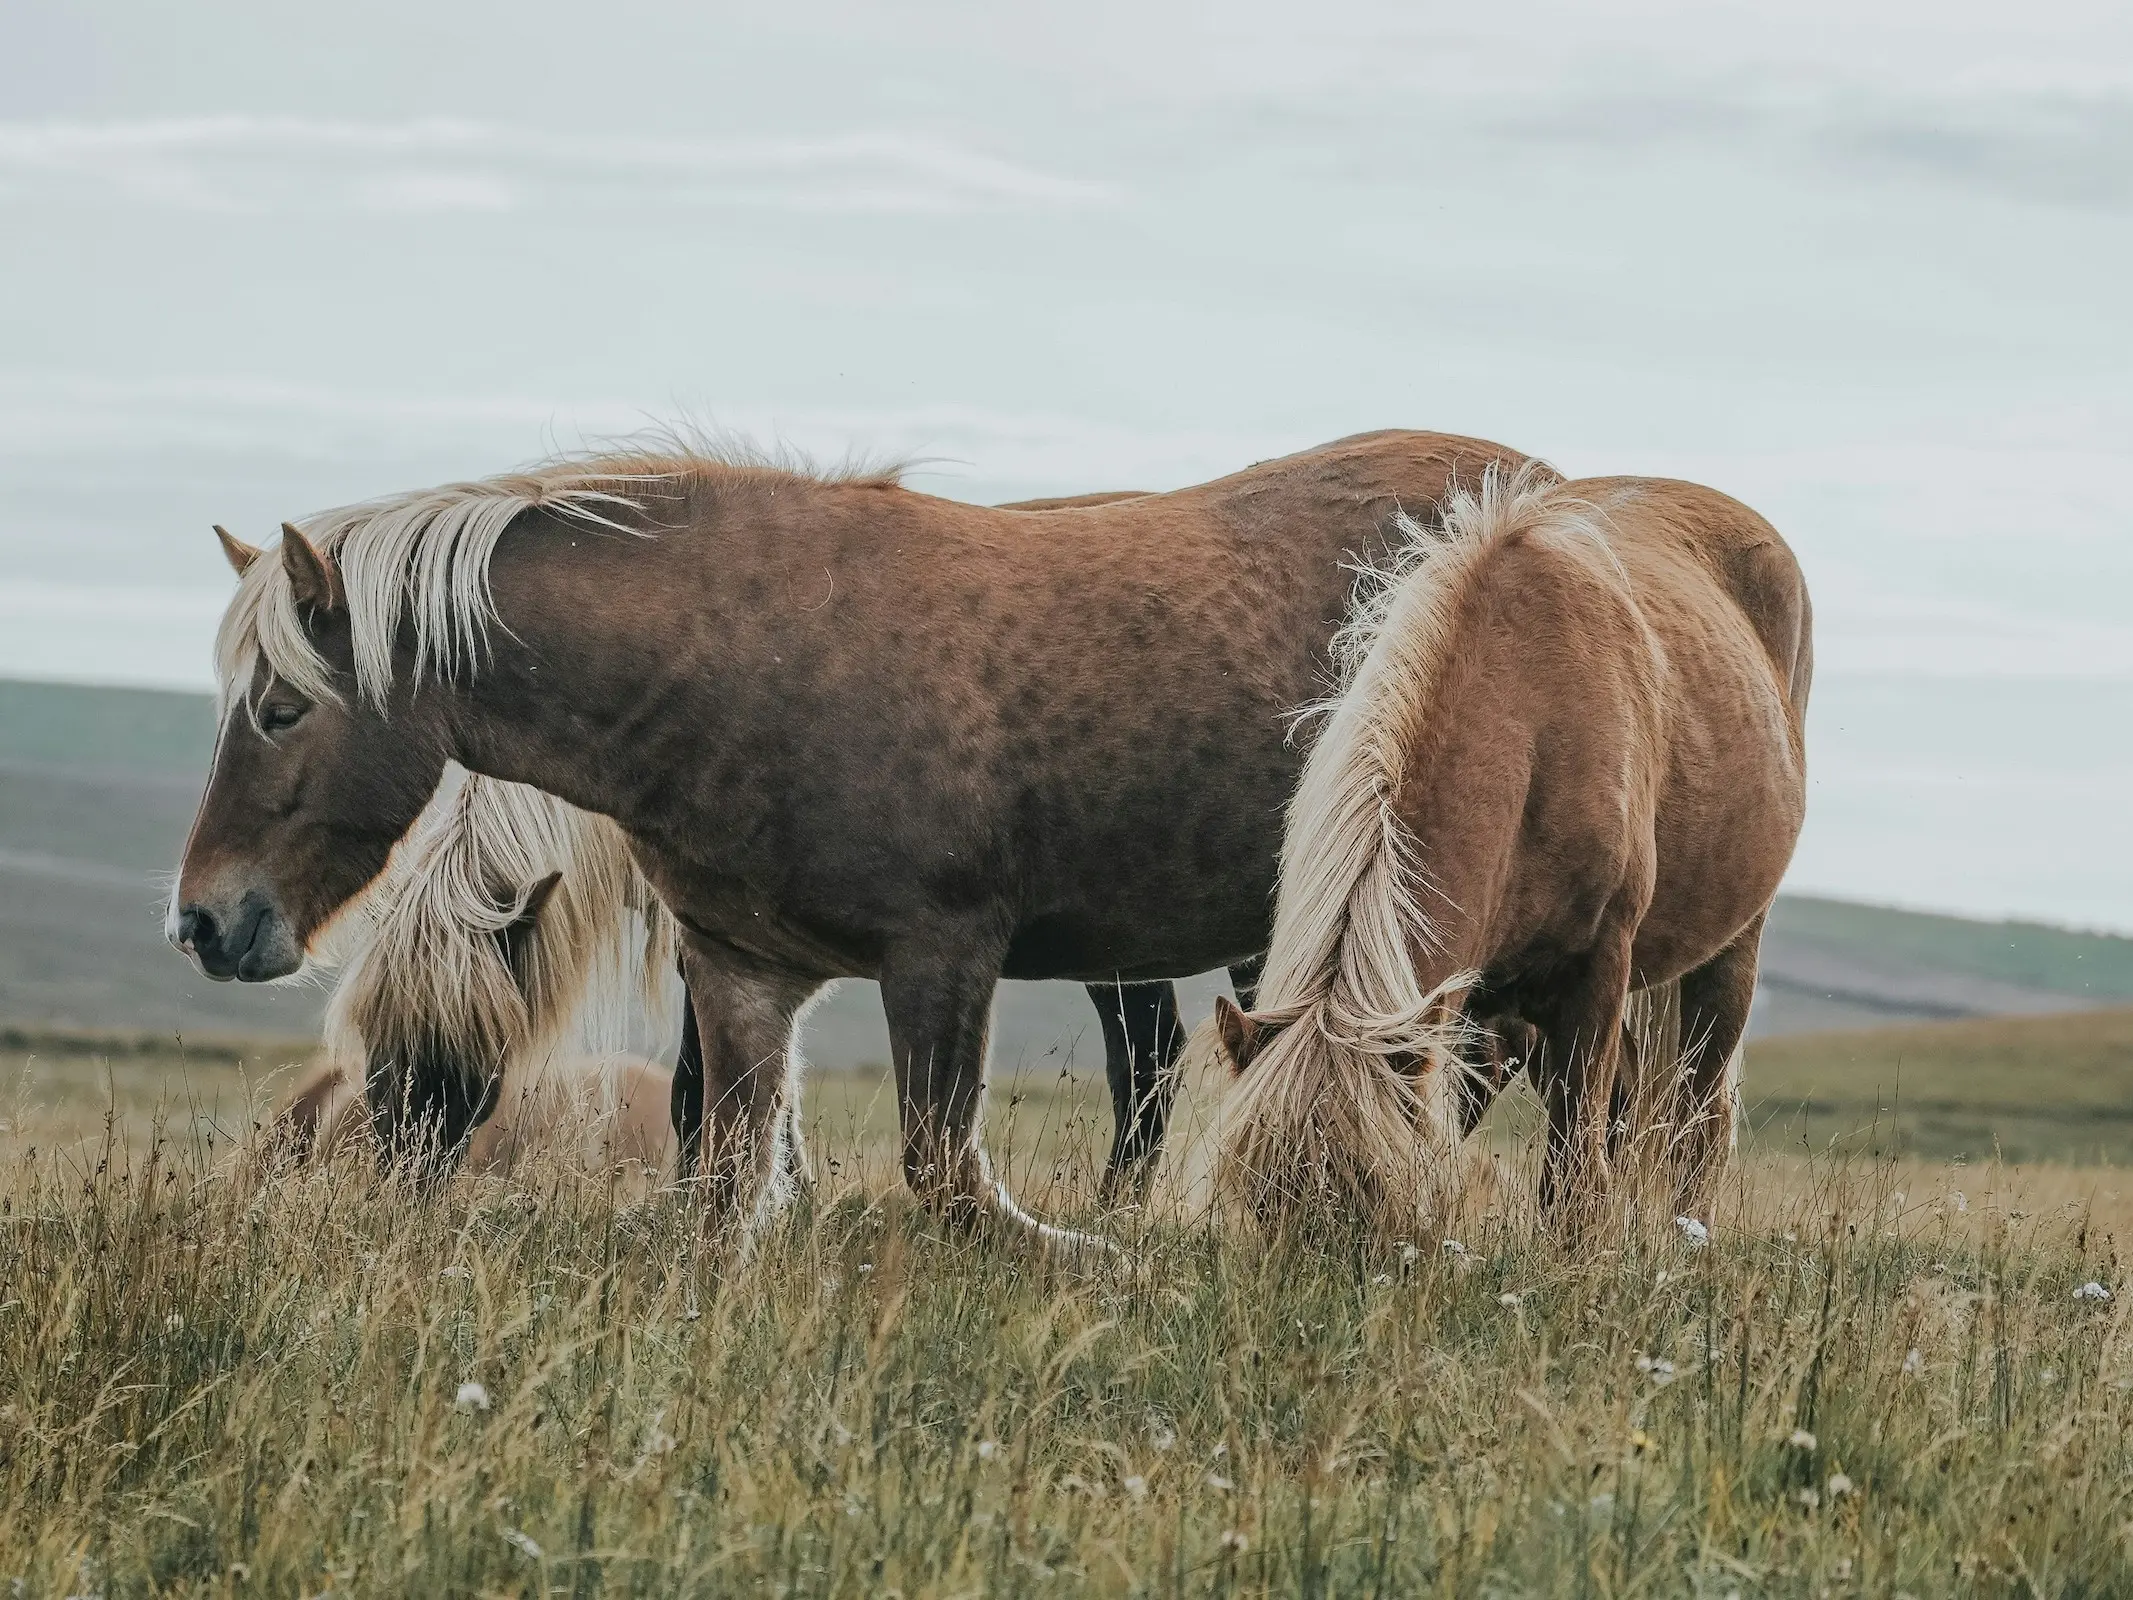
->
2, 1057, 2132, 1596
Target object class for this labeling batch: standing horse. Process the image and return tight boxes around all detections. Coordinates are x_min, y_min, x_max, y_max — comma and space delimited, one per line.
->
169, 431, 1526, 1251
1207, 466, 1811, 1234
293, 489, 1236, 1202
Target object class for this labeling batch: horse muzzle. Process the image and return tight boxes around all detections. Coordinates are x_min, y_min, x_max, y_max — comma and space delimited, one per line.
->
171, 890, 302, 982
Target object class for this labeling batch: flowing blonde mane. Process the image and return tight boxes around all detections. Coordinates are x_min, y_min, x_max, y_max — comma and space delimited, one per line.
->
320, 767, 676, 1104
1209, 460, 1586, 1233
214, 437, 908, 711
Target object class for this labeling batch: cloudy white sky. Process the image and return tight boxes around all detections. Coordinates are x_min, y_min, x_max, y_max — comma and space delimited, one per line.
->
2, 0, 2130, 927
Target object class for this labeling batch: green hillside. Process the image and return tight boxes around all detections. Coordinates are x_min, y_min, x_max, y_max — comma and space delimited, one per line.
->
1769, 893, 2133, 1002
0, 677, 217, 779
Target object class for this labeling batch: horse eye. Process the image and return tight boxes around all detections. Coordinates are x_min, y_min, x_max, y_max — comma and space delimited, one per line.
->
261, 701, 308, 733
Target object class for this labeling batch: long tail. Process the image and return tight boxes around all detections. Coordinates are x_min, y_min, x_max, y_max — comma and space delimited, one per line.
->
1205, 463, 1564, 1236
319, 768, 675, 1106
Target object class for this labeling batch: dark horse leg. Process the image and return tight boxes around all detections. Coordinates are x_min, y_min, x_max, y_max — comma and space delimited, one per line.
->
1092, 980, 1182, 1205
1667, 917, 1763, 1219
1091, 957, 1266, 1205
1527, 925, 1637, 1229
675, 941, 822, 1233
880, 924, 1105, 1254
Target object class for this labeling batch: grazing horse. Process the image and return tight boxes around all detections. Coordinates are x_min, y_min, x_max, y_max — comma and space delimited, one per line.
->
169, 430, 1527, 1251
277, 1052, 676, 1174
311, 764, 683, 1171
1208, 466, 1811, 1234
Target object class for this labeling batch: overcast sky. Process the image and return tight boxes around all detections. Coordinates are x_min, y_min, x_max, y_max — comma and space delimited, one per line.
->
2, 0, 2129, 928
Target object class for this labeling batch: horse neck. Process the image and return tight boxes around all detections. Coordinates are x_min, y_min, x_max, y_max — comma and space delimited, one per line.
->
436, 482, 860, 831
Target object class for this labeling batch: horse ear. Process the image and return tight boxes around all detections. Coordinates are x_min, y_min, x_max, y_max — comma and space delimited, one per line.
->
497, 871, 563, 976
279, 522, 343, 613
213, 524, 262, 577
517, 870, 564, 925
1214, 994, 1266, 1077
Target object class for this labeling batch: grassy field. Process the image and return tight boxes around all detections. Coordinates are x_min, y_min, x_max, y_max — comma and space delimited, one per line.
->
1745, 1009, 2133, 1167
5, 1020, 2133, 1593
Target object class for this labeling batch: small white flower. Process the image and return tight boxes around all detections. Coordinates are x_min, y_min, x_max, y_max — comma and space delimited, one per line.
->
1635, 1354, 1676, 1385
1787, 1428, 1817, 1450
1122, 1474, 1148, 1500
857, 1262, 875, 1276
501, 1528, 542, 1560
682, 1306, 702, 1322
975, 1439, 999, 1461
440, 1265, 471, 1282
2075, 1281, 2112, 1303
1675, 1216, 1709, 1248
455, 1381, 490, 1412
1796, 1487, 1820, 1510
1218, 1529, 1249, 1552
1902, 1347, 1925, 1377
1827, 1472, 1854, 1498
1498, 1292, 1522, 1309
1782, 1231, 1798, 1244
1441, 1239, 1467, 1258
1206, 1472, 1234, 1492
1148, 1421, 1177, 1452
1399, 1242, 1421, 1266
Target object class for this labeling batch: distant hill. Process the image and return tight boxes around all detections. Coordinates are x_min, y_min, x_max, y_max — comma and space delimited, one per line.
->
5, 675, 2128, 1060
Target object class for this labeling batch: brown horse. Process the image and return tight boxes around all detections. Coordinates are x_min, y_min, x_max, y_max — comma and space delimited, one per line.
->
1208, 466, 1811, 1234
275, 499, 1225, 1199
169, 430, 1526, 1251
268, 490, 1219, 1201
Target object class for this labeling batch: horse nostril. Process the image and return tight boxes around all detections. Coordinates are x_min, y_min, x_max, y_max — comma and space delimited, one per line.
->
177, 905, 217, 954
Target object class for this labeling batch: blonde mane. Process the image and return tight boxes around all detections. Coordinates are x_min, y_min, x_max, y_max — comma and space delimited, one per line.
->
320, 767, 676, 1106
214, 436, 909, 712
1209, 461, 1583, 1233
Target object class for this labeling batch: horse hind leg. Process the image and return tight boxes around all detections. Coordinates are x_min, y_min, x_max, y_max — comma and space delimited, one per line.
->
1527, 932, 1636, 1234
1667, 918, 1764, 1221
1092, 979, 1183, 1207
881, 928, 1112, 1259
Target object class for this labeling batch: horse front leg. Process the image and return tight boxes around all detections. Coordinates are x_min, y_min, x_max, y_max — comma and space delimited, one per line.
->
675, 942, 822, 1240
881, 926, 1113, 1259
